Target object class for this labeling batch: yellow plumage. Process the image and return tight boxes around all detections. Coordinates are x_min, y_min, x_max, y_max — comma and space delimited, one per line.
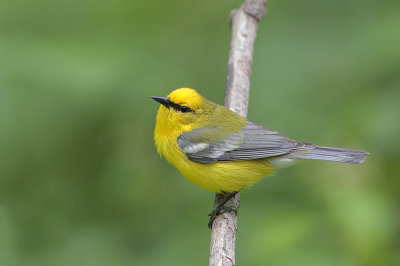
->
153, 88, 273, 192
152, 88, 368, 193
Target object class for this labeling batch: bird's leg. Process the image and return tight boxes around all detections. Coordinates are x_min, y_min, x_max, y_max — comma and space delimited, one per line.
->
208, 191, 238, 229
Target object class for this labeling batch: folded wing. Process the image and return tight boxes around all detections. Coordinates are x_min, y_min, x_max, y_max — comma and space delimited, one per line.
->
177, 121, 314, 164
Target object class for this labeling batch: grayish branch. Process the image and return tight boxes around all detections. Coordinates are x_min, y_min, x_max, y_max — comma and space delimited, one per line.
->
209, 0, 267, 265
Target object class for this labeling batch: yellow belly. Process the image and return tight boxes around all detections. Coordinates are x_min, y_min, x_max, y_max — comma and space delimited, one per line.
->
178, 157, 274, 193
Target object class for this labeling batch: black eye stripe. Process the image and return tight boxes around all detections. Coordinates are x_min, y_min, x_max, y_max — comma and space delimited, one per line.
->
169, 101, 194, 113
180, 106, 192, 113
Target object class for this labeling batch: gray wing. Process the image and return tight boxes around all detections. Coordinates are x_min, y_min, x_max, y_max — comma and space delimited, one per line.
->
177, 121, 313, 164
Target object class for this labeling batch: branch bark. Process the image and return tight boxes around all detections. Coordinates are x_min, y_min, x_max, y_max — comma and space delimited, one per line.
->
209, 0, 267, 265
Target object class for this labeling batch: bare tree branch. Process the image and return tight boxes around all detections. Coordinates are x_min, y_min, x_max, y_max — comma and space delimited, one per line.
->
209, 0, 267, 265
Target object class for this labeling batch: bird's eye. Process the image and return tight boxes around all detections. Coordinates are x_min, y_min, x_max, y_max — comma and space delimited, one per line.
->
180, 105, 192, 113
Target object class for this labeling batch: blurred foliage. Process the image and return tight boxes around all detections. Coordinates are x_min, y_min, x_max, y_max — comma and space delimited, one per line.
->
0, 0, 399, 265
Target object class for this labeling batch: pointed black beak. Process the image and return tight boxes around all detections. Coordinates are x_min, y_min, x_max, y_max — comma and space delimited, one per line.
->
151, 96, 170, 108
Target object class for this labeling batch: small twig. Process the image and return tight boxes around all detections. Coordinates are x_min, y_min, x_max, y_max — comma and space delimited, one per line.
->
209, 0, 267, 265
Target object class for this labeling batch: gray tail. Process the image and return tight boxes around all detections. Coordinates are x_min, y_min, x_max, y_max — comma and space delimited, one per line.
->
293, 145, 369, 164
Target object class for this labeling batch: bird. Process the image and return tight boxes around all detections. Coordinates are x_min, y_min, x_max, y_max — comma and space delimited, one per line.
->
151, 87, 368, 227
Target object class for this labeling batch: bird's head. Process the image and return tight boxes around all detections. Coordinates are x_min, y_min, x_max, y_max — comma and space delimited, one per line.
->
151, 88, 215, 134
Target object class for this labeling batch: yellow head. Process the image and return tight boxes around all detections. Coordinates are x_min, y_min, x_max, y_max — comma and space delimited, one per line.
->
151, 88, 215, 136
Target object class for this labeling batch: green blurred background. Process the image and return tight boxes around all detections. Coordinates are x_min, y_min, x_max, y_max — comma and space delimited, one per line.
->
1, 0, 399, 265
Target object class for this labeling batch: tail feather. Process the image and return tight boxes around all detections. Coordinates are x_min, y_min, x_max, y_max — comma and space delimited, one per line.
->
292, 145, 369, 164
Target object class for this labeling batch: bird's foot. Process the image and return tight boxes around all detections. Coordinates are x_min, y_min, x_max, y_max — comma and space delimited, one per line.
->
208, 206, 237, 229
208, 192, 238, 229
